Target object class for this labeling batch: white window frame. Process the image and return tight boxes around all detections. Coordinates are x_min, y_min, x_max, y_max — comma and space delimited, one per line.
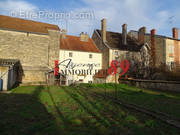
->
114, 51, 118, 57
169, 45, 174, 54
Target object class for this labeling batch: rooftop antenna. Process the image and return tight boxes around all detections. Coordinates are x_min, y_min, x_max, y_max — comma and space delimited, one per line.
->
168, 16, 174, 27
65, 19, 68, 32
87, 22, 94, 35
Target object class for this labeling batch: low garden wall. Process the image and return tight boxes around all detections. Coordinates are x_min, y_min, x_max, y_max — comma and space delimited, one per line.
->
120, 79, 180, 92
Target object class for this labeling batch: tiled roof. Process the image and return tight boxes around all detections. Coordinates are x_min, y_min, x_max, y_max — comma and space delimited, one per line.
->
96, 29, 142, 51
0, 14, 60, 34
60, 35, 101, 53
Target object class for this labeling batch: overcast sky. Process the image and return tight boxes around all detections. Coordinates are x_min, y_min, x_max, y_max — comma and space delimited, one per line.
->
0, 0, 179, 37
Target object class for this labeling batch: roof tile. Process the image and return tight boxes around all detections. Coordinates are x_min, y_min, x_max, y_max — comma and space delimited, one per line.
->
60, 35, 101, 53
96, 29, 142, 51
0, 14, 60, 34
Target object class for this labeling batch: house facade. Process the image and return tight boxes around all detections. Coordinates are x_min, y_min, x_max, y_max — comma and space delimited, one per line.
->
92, 19, 142, 82
59, 30, 102, 85
0, 15, 60, 85
129, 28, 180, 70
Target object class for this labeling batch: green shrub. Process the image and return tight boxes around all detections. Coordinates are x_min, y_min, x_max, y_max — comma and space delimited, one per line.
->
145, 120, 157, 128
125, 115, 137, 123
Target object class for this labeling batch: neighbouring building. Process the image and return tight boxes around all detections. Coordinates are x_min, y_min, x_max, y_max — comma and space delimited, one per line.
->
0, 59, 19, 90
92, 19, 143, 82
59, 30, 102, 85
0, 15, 60, 86
129, 27, 180, 70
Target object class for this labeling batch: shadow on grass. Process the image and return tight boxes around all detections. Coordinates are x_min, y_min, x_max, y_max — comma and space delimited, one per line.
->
61, 86, 125, 135
76, 88, 120, 122
75, 85, 180, 135
46, 86, 111, 135
46, 86, 70, 128
0, 85, 126, 135
2, 85, 179, 135
0, 86, 60, 135
88, 85, 180, 120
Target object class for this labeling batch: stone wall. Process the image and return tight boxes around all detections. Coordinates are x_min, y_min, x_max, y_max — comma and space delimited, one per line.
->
48, 30, 60, 68
121, 79, 180, 92
144, 35, 166, 67
154, 37, 166, 67
0, 29, 60, 84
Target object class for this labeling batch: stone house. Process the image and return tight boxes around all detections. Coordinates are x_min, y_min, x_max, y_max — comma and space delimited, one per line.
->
59, 30, 102, 85
92, 19, 143, 82
0, 15, 60, 85
129, 27, 180, 70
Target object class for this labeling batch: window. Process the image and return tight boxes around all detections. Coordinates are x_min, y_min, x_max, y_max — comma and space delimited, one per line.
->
89, 54, 92, 58
61, 81, 66, 85
88, 81, 93, 83
114, 51, 118, 57
169, 45, 174, 57
69, 52, 73, 57
168, 61, 176, 71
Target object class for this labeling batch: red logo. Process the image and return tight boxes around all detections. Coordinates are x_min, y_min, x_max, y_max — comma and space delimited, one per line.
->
54, 60, 59, 76
108, 59, 130, 77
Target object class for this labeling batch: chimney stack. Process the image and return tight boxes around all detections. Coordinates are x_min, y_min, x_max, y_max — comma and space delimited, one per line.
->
122, 24, 127, 45
80, 32, 85, 41
138, 27, 146, 44
173, 27, 178, 39
151, 29, 156, 66
80, 32, 89, 42
101, 18, 107, 42
62, 29, 67, 39
84, 32, 89, 42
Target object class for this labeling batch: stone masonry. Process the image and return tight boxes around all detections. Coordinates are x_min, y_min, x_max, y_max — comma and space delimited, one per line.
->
0, 29, 60, 84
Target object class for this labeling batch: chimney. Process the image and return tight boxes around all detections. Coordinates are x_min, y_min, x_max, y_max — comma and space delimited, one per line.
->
62, 29, 67, 39
80, 32, 89, 42
101, 18, 107, 42
84, 32, 89, 42
173, 27, 178, 39
122, 24, 127, 45
138, 27, 146, 44
151, 29, 156, 66
80, 32, 85, 41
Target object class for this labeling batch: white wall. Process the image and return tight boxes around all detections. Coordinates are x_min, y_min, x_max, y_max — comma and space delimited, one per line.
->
59, 50, 102, 85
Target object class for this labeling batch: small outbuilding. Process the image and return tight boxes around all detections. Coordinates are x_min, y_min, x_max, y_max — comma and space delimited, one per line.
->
0, 59, 19, 91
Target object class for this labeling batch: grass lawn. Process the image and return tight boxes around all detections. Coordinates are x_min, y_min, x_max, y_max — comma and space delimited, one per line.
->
0, 85, 179, 135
